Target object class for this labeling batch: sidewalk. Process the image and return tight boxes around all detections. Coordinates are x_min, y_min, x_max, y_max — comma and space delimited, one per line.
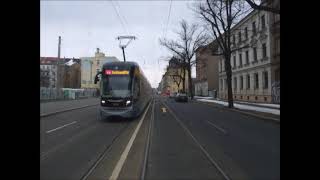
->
194, 96, 280, 110
193, 96, 280, 122
40, 97, 100, 115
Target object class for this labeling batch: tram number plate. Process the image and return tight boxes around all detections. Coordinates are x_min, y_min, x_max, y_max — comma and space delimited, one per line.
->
113, 103, 119, 106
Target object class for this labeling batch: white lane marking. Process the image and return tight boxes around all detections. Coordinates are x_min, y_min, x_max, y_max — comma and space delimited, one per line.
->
163, 102, 231, 180
206, 120, 227, 134
109, 102, 151, 180
40, 104, 99, 118
46, 121, 77, 134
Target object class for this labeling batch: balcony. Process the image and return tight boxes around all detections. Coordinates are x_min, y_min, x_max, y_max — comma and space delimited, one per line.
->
259, 32, 268, 41
243, 63, 250, 67
252, 60, 258, 65
259, 26, 267, 33
260, 56, 269, 62
250, 38, 258, 47
251, 32, 258, 39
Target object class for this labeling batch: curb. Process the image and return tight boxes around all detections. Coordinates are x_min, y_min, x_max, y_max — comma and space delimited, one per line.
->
195, 98, 280, 110
40, 104, 99, 118
194, 100, 280, 123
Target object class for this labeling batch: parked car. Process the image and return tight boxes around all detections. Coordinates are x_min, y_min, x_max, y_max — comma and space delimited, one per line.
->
175, 93, 188, 102
170, 92, 177, 98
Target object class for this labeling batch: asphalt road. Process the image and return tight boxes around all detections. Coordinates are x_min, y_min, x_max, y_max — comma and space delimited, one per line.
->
162, 97, 280, 180
40, 95, 280, 180
40, 105, 136, 180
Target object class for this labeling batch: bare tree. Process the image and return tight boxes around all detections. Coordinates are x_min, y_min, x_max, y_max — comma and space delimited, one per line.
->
195, 0, 251, 108
160, 19, 208, 99
166, 66, 184, 92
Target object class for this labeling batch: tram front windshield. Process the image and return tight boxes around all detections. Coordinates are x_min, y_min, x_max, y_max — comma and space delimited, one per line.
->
102, 75, 132, 98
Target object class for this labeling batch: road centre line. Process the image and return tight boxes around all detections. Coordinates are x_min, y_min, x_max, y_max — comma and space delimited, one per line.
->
46, 121, 77, 134
206, 120, 227, 134
141, 99, 155, 180
109, 101, 152, 180
162, 101, 231, 180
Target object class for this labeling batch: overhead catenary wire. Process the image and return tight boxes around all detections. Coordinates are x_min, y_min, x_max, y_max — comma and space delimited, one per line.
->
164, 0, 173, 40
114, 0, 130, 35
159, 0, 173, 81
110, 0, 129, 35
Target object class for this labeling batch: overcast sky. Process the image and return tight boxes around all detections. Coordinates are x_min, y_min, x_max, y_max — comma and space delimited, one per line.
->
41, 0, 203, 88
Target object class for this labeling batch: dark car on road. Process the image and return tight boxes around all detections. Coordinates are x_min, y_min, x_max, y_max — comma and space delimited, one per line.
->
175, 93, 188, 102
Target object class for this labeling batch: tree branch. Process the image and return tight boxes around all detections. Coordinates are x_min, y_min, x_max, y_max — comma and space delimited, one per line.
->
244, 0, 280, 14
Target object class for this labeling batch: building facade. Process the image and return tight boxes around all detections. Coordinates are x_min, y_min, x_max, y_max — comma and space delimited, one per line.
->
40, 57, 81, 88
218, 8, 279, 103
158, 57, 189, 94
195, 41, 220, 97
40, 57, 59, 88
268, 0, 280, 104
62, 60, 81, 89
80, 48, 119, 89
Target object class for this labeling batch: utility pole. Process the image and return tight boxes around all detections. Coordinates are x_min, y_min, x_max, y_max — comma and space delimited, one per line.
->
58, 36, 61, 59
57, 36, 62, 89
116, 36, 137, 62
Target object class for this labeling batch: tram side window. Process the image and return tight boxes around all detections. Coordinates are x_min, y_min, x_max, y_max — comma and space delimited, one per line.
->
133, 77, 140, 99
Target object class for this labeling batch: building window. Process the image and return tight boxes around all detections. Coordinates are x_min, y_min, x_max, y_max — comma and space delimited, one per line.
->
239, 53, 242, 67
238, 31, 241, 43
225, 79, 228, 90
220, 60, 222, 72
254, 73, 259, 89
245, 27, 248, 39
233, 56, 236, 68
275, 37, 280, 55
240, 76, 243, 90
264, 97, 267, 101
233, 34, 235, 45
253, 47, 258, 62
234, 77, 237, 91
255, 96, 258, 100
252, 21, 256, 35
263, 71, 268, 89
221, 79, 224, 91
247, 74, 250, 89
245, 51, 249, 65
262, 43, 267, 58
220, 79, 223, 90
261, 15, 266, 29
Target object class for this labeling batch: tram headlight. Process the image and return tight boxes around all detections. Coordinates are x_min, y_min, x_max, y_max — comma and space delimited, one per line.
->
101, 100, 105, 104
126, 100, 131, 106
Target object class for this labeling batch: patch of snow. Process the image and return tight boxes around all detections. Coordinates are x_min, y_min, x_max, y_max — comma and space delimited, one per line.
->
197, 99, 280, 115
235, 101, 280, 108
195, 96, 280, 108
